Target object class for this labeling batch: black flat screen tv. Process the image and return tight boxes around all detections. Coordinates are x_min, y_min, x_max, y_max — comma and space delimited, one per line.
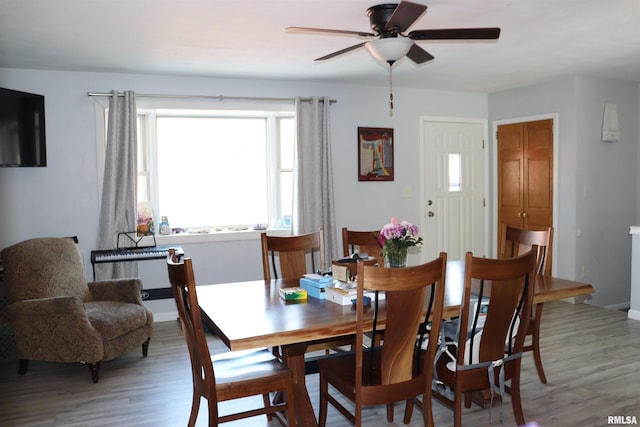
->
0, 87, 47, 167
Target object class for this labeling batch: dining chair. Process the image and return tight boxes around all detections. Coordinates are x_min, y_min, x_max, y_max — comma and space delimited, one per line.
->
166, 251, 297, 427
261, 230, 325, 280
261, 230, 354, 357
341, 227, 384, 266
425, 249, 537, 427
340, 227, 385, 347
318, 253, 447, 427
499, 223, 553, 384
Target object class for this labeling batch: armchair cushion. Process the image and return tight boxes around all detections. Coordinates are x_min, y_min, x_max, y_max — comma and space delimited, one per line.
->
85, 301, 149, 340
88, 278, 145, 304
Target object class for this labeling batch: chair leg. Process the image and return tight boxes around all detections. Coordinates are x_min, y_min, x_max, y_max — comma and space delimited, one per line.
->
386, 403, 394, 422
403, 398, 415, 424
510, 369, 526, 426
422, 392, 434, 427
142, 337, 151, 357
355, 401, 363, 427
262, 393, 273, 421
189, 388, 201, 427
318, 373, 328, 427
464, 391, 472, 408
454, 389, 463, 427
87, 362, 100, 383
531, 303, 548, 384
18, 358, 29, 375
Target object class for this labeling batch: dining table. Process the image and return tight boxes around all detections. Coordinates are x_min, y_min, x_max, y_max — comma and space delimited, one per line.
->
196, 259, 594, 427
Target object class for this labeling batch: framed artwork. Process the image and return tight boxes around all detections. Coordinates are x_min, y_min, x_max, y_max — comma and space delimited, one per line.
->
357, 127, 394, 181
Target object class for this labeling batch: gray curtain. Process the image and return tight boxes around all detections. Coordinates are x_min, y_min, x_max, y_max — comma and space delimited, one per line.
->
293, 96, 337, 266
96, 90, 138, 279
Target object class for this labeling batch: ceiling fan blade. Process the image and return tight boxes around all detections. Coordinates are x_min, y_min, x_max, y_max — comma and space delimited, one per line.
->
315, 42, 367, 61
406, 44, 435, 64
409, 27, 501, 40
286, 27, 375, 38
386, 1, 428, 33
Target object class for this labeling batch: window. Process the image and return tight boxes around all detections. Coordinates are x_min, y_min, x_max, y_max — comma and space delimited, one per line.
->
448, 153, 462, 192
136, 107, 295, 233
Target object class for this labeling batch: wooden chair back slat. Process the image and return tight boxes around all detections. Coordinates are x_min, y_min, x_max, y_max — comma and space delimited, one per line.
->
499, 223, 553, 276
261, 230, 325, 280
341, 227, 384, 266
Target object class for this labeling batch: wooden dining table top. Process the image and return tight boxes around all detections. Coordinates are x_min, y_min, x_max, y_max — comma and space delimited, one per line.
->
196, 259, 595, 353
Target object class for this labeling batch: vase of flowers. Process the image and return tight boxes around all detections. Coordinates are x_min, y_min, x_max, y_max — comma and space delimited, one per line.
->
376, 217, 423, 268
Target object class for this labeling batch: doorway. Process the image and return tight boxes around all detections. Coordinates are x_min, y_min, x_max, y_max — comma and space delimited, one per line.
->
421, 118, 488, 261
492, 114, 558, 272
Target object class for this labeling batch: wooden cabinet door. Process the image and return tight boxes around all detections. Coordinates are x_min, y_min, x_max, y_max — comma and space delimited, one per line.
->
523, 119, 553, 229
498, 119, 553, 240
497, 123, 525, 231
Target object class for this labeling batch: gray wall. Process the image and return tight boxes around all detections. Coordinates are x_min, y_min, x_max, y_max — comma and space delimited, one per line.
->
1, 68, 639, 315
489, 76, 639, 308
0, 68, 488, 317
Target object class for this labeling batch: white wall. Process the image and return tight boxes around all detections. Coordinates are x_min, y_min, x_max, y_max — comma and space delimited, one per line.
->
0, 68, 488, 318
489, 76, 640, 308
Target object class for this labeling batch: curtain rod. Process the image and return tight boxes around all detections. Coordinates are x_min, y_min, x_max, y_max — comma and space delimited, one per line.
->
86, 92, 336, 104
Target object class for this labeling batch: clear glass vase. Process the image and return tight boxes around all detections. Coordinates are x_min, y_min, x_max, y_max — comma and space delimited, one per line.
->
384, 247, 408, 268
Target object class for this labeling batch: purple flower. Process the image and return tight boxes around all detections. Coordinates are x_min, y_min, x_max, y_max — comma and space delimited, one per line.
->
376, 218, 423, 253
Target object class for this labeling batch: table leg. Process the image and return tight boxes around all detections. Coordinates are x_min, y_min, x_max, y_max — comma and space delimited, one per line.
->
279, 342, 318, 427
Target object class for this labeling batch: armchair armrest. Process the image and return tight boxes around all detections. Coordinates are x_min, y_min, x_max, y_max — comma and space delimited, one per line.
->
88, 278, 144, 305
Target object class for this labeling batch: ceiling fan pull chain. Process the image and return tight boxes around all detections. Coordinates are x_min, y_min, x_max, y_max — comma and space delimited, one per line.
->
388, 61, 394, 116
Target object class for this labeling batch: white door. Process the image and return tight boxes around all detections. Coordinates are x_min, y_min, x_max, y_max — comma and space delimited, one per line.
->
421, 120, 486, 261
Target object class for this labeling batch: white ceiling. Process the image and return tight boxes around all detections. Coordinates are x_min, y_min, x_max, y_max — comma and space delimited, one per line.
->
1, 0, 639, 93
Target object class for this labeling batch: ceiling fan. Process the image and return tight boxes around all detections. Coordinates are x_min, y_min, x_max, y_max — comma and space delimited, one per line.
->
286, 1, 501, 65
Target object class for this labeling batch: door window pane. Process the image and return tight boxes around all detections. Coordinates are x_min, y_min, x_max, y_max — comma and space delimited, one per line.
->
449, 153, 461, 192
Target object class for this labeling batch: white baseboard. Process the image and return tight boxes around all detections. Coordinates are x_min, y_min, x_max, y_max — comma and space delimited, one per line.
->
152, 311, 179, 323
144, 299, 178, 323
627, 309, 640, 321
605, 301, 630, 311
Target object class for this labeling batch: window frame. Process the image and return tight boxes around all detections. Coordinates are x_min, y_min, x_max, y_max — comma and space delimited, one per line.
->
95, 98, 295, 243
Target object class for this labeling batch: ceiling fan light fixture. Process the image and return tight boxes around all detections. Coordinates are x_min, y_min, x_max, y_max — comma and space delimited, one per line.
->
365, 37, 413, 62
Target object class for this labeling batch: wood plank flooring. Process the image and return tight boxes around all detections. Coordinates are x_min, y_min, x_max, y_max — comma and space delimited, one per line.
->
1, 300, 639, 427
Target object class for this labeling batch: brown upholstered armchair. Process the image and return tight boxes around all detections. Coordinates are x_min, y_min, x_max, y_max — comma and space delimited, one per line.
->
1, 237, 153, 383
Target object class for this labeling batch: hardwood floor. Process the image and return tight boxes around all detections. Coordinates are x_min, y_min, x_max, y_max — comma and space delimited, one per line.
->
1, 300, 639, 427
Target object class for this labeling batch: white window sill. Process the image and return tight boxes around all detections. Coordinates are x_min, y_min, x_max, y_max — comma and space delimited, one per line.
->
153, 228, 292, 245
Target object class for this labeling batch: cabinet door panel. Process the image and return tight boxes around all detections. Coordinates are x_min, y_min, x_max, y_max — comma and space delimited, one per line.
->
524, 119, 553, 229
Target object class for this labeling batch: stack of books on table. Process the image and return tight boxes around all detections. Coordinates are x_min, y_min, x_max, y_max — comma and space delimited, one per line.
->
299, 274, 333, 299
325, 281, 385, 306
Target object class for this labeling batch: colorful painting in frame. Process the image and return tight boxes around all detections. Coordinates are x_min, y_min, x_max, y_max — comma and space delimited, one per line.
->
358, 127, 394, 181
